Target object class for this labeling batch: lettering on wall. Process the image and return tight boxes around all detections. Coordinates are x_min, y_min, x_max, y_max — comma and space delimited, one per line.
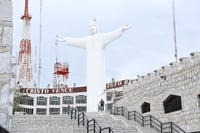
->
20, 87, 77, 94
106, 80, 132, 89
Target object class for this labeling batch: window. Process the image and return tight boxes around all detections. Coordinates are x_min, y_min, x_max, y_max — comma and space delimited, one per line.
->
106, 92, 112, 101
63, 96, 74, 104
115, 91, 123, 97
49, 108, 60, 115
22, 108, 33, 114
106, 103, 113, 112
163, 95, 182, 113
20, 96, 34, 105
141, 102, 150, 114
37, 96, 47, 105
62, 107, 70, 114
49, 96, 60, 105
76, 106, 87, 112
36, 108, 47, 115
76, 95, 87, 104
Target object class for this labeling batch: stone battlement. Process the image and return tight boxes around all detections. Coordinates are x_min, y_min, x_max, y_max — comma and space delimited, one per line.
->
127, 51, 200, 89
116, 51, 200, 132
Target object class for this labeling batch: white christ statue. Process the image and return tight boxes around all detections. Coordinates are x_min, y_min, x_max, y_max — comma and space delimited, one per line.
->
57, 19, 131, 112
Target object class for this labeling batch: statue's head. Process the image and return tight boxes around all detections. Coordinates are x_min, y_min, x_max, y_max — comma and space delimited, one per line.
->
89, 18, 98, 35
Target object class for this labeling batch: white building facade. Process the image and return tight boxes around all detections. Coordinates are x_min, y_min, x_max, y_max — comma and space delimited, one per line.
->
15, 79, 133, 115
17, 87, 87, 115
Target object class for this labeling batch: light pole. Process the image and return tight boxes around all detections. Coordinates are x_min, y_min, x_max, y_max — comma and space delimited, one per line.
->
111, 78, 116, 110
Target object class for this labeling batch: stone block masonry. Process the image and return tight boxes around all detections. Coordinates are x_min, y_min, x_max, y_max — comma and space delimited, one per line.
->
0, 0, 15, 131
116, 51, 200, 132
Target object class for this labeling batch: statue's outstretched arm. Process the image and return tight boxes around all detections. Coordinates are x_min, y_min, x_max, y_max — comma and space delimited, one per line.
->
102, 24, 131, 49
57, 36, 87, 49
122, 24, 132, 32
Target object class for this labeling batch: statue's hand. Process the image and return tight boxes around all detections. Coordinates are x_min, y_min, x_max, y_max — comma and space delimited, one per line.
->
122, 24, 132, 32
56, 37, 65, 42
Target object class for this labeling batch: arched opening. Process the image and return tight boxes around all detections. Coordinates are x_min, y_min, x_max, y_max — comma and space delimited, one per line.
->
163, 95, 182, 113
37, 96, 47, 105
63, 96, 74, 104
19, 95, 34, 105
141, 102, 150, 113
49, 96, 60, 105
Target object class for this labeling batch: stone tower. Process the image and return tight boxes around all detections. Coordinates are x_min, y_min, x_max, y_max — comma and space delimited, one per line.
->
0, 0, 16, 131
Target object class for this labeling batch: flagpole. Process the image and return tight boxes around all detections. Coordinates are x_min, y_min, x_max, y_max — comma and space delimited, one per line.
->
172, 0, 178, 62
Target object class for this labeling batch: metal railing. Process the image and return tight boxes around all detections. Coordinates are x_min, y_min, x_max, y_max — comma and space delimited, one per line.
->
69, 107, 114, 133
70, 107, 77, 119
112, 106, 186, 133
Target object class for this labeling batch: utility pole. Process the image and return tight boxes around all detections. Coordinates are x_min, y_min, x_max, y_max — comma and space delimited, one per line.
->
172, 0, 178, 62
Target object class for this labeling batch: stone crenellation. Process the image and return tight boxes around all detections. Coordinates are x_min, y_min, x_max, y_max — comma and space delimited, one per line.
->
116, 51, 200, 132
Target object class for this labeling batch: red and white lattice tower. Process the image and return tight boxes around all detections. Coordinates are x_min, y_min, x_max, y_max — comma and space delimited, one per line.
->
18, 0, 33, 88
53, 62, 69, 88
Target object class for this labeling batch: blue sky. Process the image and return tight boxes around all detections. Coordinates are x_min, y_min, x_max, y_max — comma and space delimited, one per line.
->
12, 0, 200, 87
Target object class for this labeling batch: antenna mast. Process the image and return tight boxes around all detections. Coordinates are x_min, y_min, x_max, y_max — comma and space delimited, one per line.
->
34, 44, 37, 87
172, 0, 178, 62
56, 35, 58, 63
38, 0, 42, 87
53, 36, 69, 88
18, 0, 33, 88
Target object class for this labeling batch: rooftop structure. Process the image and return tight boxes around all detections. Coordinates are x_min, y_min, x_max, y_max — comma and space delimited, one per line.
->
53, 62, 69, 88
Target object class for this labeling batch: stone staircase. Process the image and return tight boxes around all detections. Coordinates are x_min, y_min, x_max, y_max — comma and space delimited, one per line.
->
111, 114, 156, 133
11, 114, 86, 133
11, 111, 157, 133
85, 111, 139, 133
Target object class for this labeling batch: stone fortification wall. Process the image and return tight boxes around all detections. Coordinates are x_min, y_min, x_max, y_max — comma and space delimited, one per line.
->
0, 0, 15, 131
116, 51, 200, 132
